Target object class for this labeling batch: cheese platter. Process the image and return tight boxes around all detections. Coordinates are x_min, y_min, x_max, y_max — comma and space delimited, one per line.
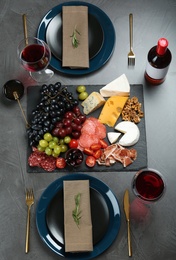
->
27, 81, 147, 173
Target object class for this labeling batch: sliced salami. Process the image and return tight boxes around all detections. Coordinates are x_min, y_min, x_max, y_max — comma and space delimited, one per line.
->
40, 156, 56, 172
79, 133, 99, 148
95, 123, 106, 139
78, 117, 106, 149
28, 149, 56, 172
28, 149, 45, 167
81, 119, 96, 135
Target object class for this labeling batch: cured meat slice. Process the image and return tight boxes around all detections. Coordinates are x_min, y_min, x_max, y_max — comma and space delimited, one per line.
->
28, 148, 46, 167
103, 144, 118, 159
78, 133, 99, 148
28, 148, 56, 172
78, 117, 106, 149
97, 143, 137, 168
129, 149, 137, 160
122, 156, 133, 167
81, 119, 96, 135
95, 123, 106, 139
40, 156, 56, 172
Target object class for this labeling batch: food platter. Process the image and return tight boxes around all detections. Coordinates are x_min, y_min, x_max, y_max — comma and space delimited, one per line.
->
27, 84, 147, 173
37, 1, 115, 75
36, 173, 121, 258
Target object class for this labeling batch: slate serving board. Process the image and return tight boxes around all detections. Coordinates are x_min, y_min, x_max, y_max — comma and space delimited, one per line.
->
27, 84, 147, 173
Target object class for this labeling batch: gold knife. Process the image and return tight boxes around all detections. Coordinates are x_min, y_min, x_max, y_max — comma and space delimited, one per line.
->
123, 189, 132, 257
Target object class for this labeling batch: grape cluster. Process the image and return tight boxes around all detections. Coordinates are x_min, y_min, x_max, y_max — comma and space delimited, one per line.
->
52, 106, 86, 139
27, 82, 79, 146
38, 132, 69, 157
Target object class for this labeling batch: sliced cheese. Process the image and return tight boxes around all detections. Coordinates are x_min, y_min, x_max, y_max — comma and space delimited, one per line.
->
81, 92, 105, 115
100, 74, 130, 97
115, 121, 140, 146
98, 96, 128, 127
107, 132, 121, 144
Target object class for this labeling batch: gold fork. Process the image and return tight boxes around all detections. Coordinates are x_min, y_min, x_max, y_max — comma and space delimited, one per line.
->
128, 13, 135, 66
25, 188, 34, 253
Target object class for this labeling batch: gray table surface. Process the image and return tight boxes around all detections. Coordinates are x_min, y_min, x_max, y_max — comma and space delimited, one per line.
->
1, 0, 176, 259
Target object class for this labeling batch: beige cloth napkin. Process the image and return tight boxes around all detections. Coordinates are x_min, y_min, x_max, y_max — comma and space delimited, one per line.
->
62, 6, 89, 68
63, 180, 93, 252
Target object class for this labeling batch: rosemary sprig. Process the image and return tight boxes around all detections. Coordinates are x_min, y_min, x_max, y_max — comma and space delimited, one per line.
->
70, 26, 81, 48
72, 193, 82, 228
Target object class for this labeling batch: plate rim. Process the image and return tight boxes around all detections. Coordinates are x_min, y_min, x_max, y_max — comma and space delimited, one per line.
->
36, 174, 121, 259
37, 1, 116, 75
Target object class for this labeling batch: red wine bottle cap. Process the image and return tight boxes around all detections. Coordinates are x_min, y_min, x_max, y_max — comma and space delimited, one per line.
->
156, 38, 169, 55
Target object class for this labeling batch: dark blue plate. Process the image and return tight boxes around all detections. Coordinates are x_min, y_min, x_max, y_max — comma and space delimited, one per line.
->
37, 1, 116, 75
36, 174, 121, 259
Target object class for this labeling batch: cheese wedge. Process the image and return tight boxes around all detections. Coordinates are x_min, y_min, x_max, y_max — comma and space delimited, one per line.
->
81, 92, 105, 115
98, 96, 128, 127
107, 132, 121, 144
100, 74, 130, 97
115, 121, 140, 146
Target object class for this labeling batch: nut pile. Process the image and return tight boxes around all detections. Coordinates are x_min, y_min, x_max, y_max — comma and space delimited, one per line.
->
121, 96, 144, 123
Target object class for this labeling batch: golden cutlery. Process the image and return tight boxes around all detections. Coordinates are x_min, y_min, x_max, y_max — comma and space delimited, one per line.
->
123, 189, 132, 256
25, 188, 34, 253
128, 13, 135, 66
22, 14, 28, 45
13, 91, 30, 128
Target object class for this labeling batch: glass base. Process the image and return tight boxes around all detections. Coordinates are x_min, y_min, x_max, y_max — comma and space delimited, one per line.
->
29, 69, 54, 83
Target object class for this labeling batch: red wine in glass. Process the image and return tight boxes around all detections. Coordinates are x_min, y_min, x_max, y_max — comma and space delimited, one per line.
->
21, 44, 49, 72
132, 169, 165, 202
18, 37, 54, 82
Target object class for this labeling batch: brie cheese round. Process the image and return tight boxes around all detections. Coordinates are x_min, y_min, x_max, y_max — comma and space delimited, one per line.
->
115, 121, 140, 146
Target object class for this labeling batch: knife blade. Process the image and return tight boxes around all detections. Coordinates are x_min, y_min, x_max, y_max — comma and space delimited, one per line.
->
123, 189, 132, 257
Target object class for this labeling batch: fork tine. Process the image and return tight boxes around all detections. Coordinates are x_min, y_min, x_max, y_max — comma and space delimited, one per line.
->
128, 56, 135, 66
30, 189, 34, 199
26, 189, 29, 199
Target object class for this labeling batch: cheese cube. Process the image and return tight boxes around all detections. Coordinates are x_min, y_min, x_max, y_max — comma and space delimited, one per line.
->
81, 92, 105, 115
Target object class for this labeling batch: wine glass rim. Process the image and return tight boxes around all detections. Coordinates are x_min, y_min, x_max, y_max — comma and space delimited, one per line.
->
18, 37, 47, 64
132, 168, 166, 202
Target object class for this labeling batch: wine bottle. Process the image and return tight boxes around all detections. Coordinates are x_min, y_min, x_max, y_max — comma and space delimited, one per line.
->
144, 38, 172, 84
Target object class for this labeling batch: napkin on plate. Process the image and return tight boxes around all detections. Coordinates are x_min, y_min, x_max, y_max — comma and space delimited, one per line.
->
62, 6, 89, 69
63, 180, 93, 252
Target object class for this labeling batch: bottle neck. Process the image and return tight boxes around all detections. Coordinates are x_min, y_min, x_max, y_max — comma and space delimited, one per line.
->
156, 38, 168, 55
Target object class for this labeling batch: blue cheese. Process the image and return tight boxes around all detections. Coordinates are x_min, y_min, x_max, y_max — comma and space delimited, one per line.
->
81, 92, 105, 115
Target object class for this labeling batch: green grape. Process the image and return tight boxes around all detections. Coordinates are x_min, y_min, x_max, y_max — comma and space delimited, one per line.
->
52, 151, 58, 158
64, 136, 71, 144
49, 140, 56, 149
59, 139, 65, 145
78, 91, 88, 100
54, 145, 61, 155
39, 139, 48, 148
53, 136, 59, 143
60, 144, 68, 153
37, 145, 45, 152
76, 85, 86, 93
43, 132, 53, 142
45, 147, 52, 156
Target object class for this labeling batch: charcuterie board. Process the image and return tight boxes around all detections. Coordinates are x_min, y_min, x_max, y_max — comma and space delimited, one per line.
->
27, 84, 147, 173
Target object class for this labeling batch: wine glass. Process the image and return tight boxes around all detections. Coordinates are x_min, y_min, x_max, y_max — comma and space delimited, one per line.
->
130, 168, 166, 223
132, 168, 165, 204
17, 37, 54, 82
